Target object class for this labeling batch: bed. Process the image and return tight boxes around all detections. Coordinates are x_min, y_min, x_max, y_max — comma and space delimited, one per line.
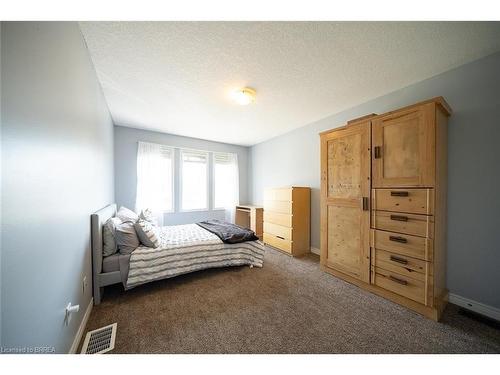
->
91, 204, 265, 304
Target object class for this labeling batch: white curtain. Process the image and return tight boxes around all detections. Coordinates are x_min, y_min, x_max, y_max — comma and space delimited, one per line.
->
214, 152, 239, 223
228, 153, 240, 223
135, 142, 173, 226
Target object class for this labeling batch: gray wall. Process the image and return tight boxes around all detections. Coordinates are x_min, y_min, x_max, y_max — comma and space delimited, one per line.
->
250, 51, 500, 309
1, 22, 114, 352
114, 125, 249, 225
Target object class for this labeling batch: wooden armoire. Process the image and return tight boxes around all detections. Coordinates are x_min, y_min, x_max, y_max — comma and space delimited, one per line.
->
319, 97, 451, 321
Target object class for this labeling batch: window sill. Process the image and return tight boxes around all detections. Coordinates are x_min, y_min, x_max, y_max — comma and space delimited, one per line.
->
178, 208, 210, 213
163, 208, 226, 214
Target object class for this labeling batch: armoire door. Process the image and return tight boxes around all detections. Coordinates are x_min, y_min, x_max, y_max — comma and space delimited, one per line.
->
320, 121, 371, 283
372, 103, 435, 188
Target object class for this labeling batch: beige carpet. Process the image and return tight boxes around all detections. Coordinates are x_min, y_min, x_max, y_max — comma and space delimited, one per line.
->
82, 247, 500, 353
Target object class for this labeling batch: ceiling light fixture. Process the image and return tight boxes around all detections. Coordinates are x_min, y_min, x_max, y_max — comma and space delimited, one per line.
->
231, 87, 256, 105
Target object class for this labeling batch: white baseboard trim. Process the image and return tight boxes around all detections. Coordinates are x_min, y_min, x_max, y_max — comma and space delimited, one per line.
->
69, 297, 93, 354
310, 247, 320, 256
449, 293, 500, 322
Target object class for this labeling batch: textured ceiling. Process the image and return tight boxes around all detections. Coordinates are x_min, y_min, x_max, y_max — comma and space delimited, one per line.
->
80, 22, 500, 146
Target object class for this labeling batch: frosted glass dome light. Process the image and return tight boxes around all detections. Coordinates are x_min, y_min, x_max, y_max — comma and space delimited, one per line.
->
231, 87, 256, 105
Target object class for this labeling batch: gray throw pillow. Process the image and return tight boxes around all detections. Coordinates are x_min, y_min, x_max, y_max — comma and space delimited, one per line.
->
115, 221, 140, 254
103, 217, 122, 256
116, 206, 139, 223
134, 219, 160, 248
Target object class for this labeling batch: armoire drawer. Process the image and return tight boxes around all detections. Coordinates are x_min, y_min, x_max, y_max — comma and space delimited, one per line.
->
371, 210, 434, 238
263, 211, 292, 227
372, 188, 434, 215
372, 267, 427, 305
371, 248, 428, 282
264, 233, 292, 253
371, 229, 432, 261
264, 200, 292, 214
264, 188, 292, 202
264, 222, 292, 240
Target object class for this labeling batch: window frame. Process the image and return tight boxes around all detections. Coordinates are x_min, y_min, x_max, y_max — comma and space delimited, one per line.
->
179, 148, 210, 212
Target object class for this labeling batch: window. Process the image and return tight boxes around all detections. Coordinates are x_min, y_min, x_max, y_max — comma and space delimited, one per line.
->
180, 150, 208, 211
136, 142, 174, 212
136, 143, 240, 217
213, 152, 239, 210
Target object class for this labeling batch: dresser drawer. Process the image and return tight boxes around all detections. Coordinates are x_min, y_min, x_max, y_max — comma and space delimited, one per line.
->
372, 188, 434, 215
371, 229, 432, 261
373, 267, 427, 305
371, 248, 428, 282
264, 233, 292, 253
372, 210, 434, 238
264, 222, 292, 240
264, 200, 292, 214
264, 211, 292, 227
264, 188, 292, 202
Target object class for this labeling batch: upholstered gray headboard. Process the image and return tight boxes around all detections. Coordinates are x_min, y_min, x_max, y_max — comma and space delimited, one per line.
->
91, 203, 117, 304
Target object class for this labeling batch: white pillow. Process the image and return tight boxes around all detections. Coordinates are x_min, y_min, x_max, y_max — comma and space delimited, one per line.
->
115, 221, 140, 254
134, 219, 160, 248
116, 206, 139, 223
102, 217, 122, 257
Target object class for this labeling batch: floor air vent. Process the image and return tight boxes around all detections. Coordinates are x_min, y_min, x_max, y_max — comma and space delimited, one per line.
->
81, 323, 117, 354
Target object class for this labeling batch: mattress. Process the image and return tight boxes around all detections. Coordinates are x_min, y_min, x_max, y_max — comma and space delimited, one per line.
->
102, 253, 132, 286
126, 223, 265, 289
102, 253, 120, 273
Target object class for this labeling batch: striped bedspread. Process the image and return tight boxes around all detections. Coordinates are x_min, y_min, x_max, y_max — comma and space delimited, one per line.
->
126, 223, 265, 288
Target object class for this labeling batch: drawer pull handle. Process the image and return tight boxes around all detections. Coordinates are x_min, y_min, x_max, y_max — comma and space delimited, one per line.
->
390, 255, 408, 265
389, 235, 407, 244
374, 146, 382, 159
390, 191, 409, 197
390, 215, 408, 222
276, 235, 285, 240
362, 197, 369, 211
389, 275, 408, 286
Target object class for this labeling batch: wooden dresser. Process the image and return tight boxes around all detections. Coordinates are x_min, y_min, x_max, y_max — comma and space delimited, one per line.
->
263, 187, 311, 256
319, 97, 451, 320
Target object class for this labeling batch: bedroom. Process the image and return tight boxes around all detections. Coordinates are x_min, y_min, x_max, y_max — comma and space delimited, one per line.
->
1, 0, 500, 373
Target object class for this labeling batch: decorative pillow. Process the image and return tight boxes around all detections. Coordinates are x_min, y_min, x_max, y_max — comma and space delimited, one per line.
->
102, 217, 122, 257
139, 208, 157, 226
134, 219, 160, 248
115, 221, 141, 254
116, 206, 139, 223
